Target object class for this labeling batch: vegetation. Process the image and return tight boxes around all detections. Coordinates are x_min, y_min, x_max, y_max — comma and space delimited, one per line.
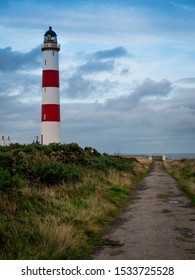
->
164, 159, 195, 204
0, 143, 151, 259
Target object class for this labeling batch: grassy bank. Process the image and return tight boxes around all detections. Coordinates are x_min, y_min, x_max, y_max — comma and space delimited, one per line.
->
164, 159, 195, 204
0, 143, 151, 259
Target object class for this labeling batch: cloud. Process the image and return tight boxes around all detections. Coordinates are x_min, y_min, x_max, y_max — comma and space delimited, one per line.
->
171, 2, 195, 12
78, 60, 115, 74
105, 78, 173, 110
61, 46, 131, 99
0, 93, 40, 143
62, 74, 96, 99
1, 71, 195, 153
0, 1, 195, 153
62, 73, 114, 100
94, 47, 129, 60
121, 68, 129, 75
76, 47, 129, 75
175, 77, 195, 84
60, 79, 195, 153
0, 46, 41, 72
130, 78, 173, 101
0, 72, 41, 101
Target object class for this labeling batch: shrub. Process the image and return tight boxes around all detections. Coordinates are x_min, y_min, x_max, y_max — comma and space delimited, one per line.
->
84, 147, 101, 156
0, 168, 12, 189
63, 163, 82, 183
0, 168, 25, 189
0, 152, 15, 172
30, 162, 82, 185
91, 155, 134, 173
32, 162, 65, 185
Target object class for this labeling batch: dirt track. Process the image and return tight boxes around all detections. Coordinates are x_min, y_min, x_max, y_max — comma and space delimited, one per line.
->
92, 161, 195, 260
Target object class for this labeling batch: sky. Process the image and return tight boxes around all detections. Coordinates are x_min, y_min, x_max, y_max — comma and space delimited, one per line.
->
0, 0, 195, 154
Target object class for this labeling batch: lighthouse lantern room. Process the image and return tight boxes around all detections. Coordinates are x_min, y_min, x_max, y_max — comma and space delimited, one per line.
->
41, 26, 61, 144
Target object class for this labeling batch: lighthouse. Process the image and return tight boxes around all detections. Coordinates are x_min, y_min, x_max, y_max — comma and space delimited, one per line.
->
41, 26, 61, 144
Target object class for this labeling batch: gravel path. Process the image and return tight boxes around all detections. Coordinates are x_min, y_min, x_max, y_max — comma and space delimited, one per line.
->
92, 161, 195, 260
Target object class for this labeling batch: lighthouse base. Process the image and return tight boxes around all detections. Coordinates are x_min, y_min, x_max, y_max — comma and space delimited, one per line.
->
41, 122, 61, 145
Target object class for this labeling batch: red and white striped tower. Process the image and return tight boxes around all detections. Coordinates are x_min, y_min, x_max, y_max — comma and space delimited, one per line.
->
41, 26, 61, 144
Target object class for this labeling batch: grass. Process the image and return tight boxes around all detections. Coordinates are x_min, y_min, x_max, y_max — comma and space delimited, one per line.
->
164, 158, 195, 204
0, 143, 151, 259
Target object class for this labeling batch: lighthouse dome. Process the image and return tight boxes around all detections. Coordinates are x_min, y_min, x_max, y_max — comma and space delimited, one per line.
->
42, 26, 60, 51
44, 26, 57, 37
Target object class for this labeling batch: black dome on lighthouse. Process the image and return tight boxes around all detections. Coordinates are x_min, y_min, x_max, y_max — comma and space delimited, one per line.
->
42, 26, 60, 51
44, 26, 57, 37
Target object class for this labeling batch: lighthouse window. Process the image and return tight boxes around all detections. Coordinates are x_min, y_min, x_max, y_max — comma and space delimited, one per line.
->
45, 59, 46, 65
53, 51, 54, 56
44, 114, 46, 121
44, 87, 46, 92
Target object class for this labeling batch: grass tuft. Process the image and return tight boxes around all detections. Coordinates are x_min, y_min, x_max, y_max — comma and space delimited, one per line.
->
164, 159, 195, 204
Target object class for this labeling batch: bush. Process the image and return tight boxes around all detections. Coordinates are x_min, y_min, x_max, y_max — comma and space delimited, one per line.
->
31, 162, 82, 185
0, 168, 12, 189
0, 143, 136, 189
91, 155, 134, 173
0, 153, 15, 172
63, 163, 82, 183
32, 162, 65, 185
0, 168, 25, 189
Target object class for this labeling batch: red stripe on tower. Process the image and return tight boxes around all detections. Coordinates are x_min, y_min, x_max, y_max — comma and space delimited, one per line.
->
41, 26, 61, 145
41, 104, 60, 122
42, 70, 59, 87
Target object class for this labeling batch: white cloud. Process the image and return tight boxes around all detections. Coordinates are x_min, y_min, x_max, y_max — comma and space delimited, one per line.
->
59, 78, 195, 153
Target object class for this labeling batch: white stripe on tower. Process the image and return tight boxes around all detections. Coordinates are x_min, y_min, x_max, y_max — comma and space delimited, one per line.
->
41, 26, 61, 145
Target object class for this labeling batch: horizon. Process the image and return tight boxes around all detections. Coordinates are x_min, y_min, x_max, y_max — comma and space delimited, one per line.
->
1, 140, 195, 158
